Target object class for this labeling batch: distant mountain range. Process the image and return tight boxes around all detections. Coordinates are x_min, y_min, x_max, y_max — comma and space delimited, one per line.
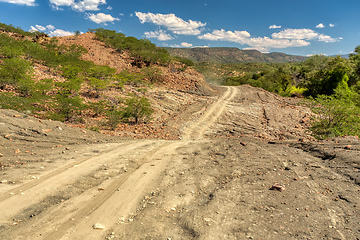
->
164, 47, 307, 64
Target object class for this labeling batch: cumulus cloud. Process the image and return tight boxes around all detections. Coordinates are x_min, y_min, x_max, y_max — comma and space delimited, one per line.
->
35, 25, 46, 31
198, 29, 309, 52
0, 0, 36, 6
272, 28, 337, 42
316, 23, 325, 28
49, 0, 73, 9
198, 29, 250, 43
135, 12, 206, 35
50, 0, 106, 11
246, 38, 310, 52
180, 42, 193, 48
46, 25, 55, 30
144, 30, 174, 41
29, 25, 75, 37
269, 25, 281, 29
29, 26, 38, 33
329, 23, 335, 27
87, 13, 119, 24
72, 0, 106, 12
197, 27, 339, 52
317, 34, 337, 43
170, 43, 208, 48
272, 28, 319, 40
49, 29, 74, 37
29, 24, 58, 33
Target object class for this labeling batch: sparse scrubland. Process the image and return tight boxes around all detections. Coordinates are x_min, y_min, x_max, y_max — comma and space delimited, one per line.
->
196, 51, 360, 139
0, 23, 359, 240
1, 22, 359, 139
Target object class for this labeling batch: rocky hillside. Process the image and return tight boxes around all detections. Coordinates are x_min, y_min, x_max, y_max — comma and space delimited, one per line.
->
165, 47, 306, 63
0, 28, 216, 140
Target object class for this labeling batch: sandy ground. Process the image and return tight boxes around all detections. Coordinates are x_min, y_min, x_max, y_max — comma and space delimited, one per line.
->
0, 85, 359, 240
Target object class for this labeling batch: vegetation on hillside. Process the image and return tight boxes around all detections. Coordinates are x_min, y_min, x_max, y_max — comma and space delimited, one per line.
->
89, 28, 171, 67
0, 23, 161, 129
215, 49, 360, 139
1, 22, 359, 139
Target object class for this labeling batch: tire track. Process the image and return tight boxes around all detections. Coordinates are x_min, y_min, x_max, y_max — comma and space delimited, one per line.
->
0, 140, 160, 223
183, 86, 238, 141
0, 142, 134, 202
2, 86, 238, 239
42, 141, 177, 240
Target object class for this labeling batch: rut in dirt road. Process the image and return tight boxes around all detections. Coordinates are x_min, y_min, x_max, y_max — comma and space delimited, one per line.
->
182, 86, 238, 141
0, 86, 237, 240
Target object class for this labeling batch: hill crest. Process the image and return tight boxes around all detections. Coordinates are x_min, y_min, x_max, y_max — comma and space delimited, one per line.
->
165, 47, 306, 63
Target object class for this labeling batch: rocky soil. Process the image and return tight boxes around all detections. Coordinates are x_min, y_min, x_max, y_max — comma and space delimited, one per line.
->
0, 85, 359, 240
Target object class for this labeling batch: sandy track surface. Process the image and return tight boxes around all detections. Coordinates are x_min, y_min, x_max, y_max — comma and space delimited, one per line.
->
0, 86, 359, 239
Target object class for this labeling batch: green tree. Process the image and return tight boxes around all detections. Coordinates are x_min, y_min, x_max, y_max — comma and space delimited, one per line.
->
349, 45, 360, 85
308, 95, 360, 139
301, 56, 353, 97
122, 94, 153, 124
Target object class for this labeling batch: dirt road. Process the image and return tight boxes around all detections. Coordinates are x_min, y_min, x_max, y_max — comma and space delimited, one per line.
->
0, 86, 359, 239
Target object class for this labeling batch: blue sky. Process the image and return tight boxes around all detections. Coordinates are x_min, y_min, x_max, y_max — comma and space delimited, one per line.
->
0, 0, 359, 56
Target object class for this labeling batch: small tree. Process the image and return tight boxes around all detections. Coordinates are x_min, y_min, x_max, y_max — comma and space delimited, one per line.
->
141, 66, 162, 83
122, 94, 153, 124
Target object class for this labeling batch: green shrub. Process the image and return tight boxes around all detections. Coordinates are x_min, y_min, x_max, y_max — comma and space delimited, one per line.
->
0, 57, 33, 89
50, 94, 86, 121
307, 95, 360, 139
122, 94, 153, 124
117, 70, 143, 86
105, 106, 124, 130
0, 92, 33, 111
174, 56, 195, 67
141, 66, 162, 83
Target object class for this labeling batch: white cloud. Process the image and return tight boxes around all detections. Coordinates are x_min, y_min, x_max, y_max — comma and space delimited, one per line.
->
246, 37, 310, 52
87, 13, 120, 24
272, 28, 319, 40
181, 42, 193, 48
49, 0, 73, 9
272, 28, 337, 42
144, 30, 174, 41
29, 24, 77, 38
49, 29, 74, 37
35, 25, 46, 31
46, 25, 55, 30
317, 34, 337, 43
29, 26, 38, 33
197, 28, 331, 52
135, 12, 206, 35
30, 24, 57, 33
0, 0, 36, 6
169, 43, 207, 48
269, 25, 281, 29
50, 0, 106, 11
71, 0, 106, 12
106, 5, 112, 10
198, 29, 250, 43
316, 23, 325, 28
329, 23, 335, 27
